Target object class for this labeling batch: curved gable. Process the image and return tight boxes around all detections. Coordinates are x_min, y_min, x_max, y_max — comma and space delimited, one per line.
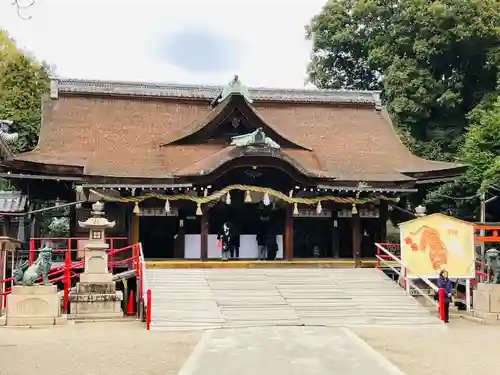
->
162, 94, 311, 150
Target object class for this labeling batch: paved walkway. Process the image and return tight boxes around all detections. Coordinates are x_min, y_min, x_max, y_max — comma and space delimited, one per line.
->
176, 326, 408, 375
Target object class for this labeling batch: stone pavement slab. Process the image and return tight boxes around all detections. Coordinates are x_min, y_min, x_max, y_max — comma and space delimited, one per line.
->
176, 326, 407, 375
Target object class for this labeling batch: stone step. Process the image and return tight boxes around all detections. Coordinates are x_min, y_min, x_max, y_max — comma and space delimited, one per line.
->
146, 267, 441, 330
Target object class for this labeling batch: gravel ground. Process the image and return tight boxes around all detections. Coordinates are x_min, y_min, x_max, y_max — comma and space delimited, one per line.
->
353, 318, 500, 375
0, 321, 202, 375
1, 318, 498, 375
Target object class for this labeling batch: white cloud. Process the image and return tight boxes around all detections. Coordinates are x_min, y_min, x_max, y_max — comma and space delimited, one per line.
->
0, 0, 325, 88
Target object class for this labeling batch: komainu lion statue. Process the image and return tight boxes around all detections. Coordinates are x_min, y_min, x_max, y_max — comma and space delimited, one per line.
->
485, 248, 500, 284
13, 246, 53, 286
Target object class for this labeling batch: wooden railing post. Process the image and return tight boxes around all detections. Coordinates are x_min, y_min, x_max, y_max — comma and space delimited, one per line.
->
438, 288, 445, 321
28, 239, 35, 266
63, 248, 71, 313
109, 238, 114, 273
146, 289, 152, 331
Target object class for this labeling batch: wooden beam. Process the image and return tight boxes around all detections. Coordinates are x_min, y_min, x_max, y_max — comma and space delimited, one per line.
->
130, 212, 139, 246
284, 206, 294, 260
352, 215, 362, 267
200, 210, 209, 261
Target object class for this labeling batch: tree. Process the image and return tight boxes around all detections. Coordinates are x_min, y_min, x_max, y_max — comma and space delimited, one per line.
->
426, 95, 500, 219
12, 0, 35, 20
0, 29, 50, 154
306, 0, 500, 159
306, 0, 500, 219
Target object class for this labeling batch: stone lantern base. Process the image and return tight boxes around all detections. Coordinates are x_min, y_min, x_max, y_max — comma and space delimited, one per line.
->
68, 282, 123, 319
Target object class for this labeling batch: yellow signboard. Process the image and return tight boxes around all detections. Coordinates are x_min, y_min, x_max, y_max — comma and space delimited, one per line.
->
399, 213, 475, 279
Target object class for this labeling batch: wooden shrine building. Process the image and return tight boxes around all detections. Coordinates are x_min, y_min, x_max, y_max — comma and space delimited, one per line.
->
0, 76, 464, 261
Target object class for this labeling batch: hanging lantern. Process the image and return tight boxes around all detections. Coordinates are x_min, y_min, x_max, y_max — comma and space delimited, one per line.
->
133, 202, 140, 215
164, 199, 170, 214
244, 190, 252, 203
263, 191, 270, 206
316, 201, 322, 214
226, 192, 231, 205
351, 203, 358, 215
293, 202, 299, 216
196, 203, 203, 216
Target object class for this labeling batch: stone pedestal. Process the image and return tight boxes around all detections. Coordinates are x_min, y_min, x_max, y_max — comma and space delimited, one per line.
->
68, 243, 123, 319
472, 283, 500, 321
68, 282, 123, 319
1, 285, 67, 326
67, 201, 123, 320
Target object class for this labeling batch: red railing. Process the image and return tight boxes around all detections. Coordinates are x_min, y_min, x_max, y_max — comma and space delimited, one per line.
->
28, 237, 128, 267
1, 239, 150, 329
376, 242, 401, 269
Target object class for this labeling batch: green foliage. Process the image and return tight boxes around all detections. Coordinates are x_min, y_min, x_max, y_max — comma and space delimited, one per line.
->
462, 97, 500, 189
307, 0, 500, 158
307, 0, 500, 218
0, 29, 50, 153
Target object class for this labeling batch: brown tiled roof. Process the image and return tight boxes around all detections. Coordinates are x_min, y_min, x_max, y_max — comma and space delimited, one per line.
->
9, 78, 463, 184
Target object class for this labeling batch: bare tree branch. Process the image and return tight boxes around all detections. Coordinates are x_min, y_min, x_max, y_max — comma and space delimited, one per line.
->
12, 0, 35, 20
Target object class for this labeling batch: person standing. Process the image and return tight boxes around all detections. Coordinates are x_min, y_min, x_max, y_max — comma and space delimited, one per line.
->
217, 222, 232, 261
230, 223, 240, 259
256, 222, 267, 260
265, 225, 278, 261
437, 269, 453, 323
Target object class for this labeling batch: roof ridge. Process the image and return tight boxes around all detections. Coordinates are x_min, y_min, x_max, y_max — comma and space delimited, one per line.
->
51, 77, 382, 105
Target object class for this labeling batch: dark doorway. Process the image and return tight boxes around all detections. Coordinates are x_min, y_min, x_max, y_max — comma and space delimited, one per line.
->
139, 216, 179, 259
337, 219, 353, 258
293, 217, 332, 258
361, 218, 380, 258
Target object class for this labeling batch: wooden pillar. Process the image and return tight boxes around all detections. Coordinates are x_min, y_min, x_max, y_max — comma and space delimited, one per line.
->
1, 216, 10, 237
284, 206, 294, 260
379, 201, 388, 242
130, 211, 139, 246
200, 210, 209, 261
69, 204, 77, 238
174, 217, 185, 259
352, 214, 362, 267
331, 210, 339, 259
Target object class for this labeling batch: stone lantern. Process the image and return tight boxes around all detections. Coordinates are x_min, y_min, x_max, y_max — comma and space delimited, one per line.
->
78, 201, 115, 284
415, 205, 427, 217
68, 201, 123, 319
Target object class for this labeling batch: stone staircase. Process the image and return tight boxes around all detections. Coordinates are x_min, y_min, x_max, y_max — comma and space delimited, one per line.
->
145, 268, 442, 331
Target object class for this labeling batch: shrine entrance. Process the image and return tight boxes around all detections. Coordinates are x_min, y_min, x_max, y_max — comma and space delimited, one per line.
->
139, 211, 180, 259
208, 190, 286, 259
293, 217, 333, 258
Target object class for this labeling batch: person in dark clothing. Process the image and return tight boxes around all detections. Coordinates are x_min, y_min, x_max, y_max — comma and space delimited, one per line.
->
265, 226, 278, 261
217, 222, 232, 260
436, 269, 453, 323
230, 224, 240, 259
256, 222, 268, 260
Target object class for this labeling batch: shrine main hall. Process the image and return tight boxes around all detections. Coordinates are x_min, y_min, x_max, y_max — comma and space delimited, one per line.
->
0, 76, 463, 262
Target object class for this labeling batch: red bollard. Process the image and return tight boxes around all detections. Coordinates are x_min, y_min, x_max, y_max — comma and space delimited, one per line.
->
438, 288, 445, 321
146, 289, 152, 331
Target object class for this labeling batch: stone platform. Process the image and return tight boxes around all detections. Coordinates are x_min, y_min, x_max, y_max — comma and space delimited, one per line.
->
0, 285, 67, 326
472, 283, 500, 321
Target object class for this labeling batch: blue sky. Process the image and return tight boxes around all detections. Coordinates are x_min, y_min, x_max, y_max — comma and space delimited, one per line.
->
0, 0, 326, 88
